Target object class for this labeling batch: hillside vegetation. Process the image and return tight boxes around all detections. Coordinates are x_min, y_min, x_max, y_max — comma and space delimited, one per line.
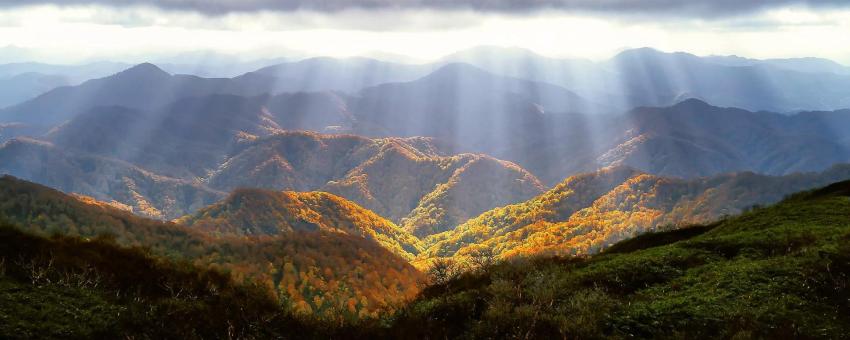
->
0, 222, 315, 339
424, 164, 850, 261
0, 175, 422, 319
2, 129, 544, 231
177, 188, 423, 260
387, 180, 850, 338
2, 175, 850, 337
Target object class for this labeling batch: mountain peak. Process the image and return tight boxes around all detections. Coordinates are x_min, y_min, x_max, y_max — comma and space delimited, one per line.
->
114, 62, 170, 79
672, 98, 713, 110
627, 47, 663, 54
613, 47, 664, 58
612, 47, 700, 63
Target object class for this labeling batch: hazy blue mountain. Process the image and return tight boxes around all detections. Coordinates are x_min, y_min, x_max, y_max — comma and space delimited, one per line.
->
0, 137, 224, 219
43, 91, 353, 179
2, 53, 849, 189
0, 59, 430, 131
365, 95, 850, 184
439, 46, 598, 78
439, 46, 622, 111
0, 61, 130, 83
0, 63, 284, 128
19, 61, 850, 186
0, 61, 131, 109
442, 46, 850, 112
0, 72, 70, 108
704, 54, 850, 75
605, 48, 850, 111
596, 99, 850, 177
351, 63, 593, 151
154, 52, 292, 78
245, 56, 437, 93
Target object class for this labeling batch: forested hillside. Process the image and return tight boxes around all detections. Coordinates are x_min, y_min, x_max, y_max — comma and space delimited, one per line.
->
3, 1, 850, 337
1, 129, 544, 230
424, 164, 850, 261
387, 179, 850, 338
3, 173, 850, 338
0, 175, 423, 319
177, 188, 423, 260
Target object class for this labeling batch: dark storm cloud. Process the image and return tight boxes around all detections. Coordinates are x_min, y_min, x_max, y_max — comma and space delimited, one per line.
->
0, 0, 848, 16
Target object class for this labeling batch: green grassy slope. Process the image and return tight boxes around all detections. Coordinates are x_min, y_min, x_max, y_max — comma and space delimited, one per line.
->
386, 180, 850, 339
0, 223, 322, 339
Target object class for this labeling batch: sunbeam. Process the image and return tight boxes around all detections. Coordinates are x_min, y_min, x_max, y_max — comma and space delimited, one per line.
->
2, 1, 850, 337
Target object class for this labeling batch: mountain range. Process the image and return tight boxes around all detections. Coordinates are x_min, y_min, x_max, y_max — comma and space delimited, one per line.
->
2, 47, 850, 329
1, 56, 849, 223
6, 170, 850, 338
5, 46, 850, 123
3, 160, 850, 324
2, 56, 849, 181
444, 46, 850, 112
0, 130, 545, 233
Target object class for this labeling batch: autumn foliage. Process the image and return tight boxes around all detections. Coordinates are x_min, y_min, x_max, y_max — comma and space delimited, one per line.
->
0, 175, 423, 319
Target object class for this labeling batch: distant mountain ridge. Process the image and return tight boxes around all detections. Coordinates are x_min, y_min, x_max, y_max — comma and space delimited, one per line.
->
1, 50, 850, 228
483, 98, 850, 183
2, 64, 850, 220
246, 56, 437, 93
0, 63, 284, 128
0, 72, 70, 108
2, 46, 850, 122
444, 46, 850, 112
351, 63, 594, 148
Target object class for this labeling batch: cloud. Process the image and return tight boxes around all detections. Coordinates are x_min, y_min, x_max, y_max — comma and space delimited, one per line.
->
0, 0, 849, 17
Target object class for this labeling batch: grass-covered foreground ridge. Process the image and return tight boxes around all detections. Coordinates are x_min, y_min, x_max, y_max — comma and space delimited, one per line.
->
1, 176, 850, 338
0, 222, 323, 339
385, 180, 850, 339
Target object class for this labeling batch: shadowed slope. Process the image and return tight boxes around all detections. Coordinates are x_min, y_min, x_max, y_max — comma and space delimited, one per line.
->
0, 137, 225, 219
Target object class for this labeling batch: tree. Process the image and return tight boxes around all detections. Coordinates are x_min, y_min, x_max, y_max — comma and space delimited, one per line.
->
428, 258, 457, 285
469, 247, 497, 271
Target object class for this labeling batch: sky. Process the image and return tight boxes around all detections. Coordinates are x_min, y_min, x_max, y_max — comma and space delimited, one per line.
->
0, 0, 849, 64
